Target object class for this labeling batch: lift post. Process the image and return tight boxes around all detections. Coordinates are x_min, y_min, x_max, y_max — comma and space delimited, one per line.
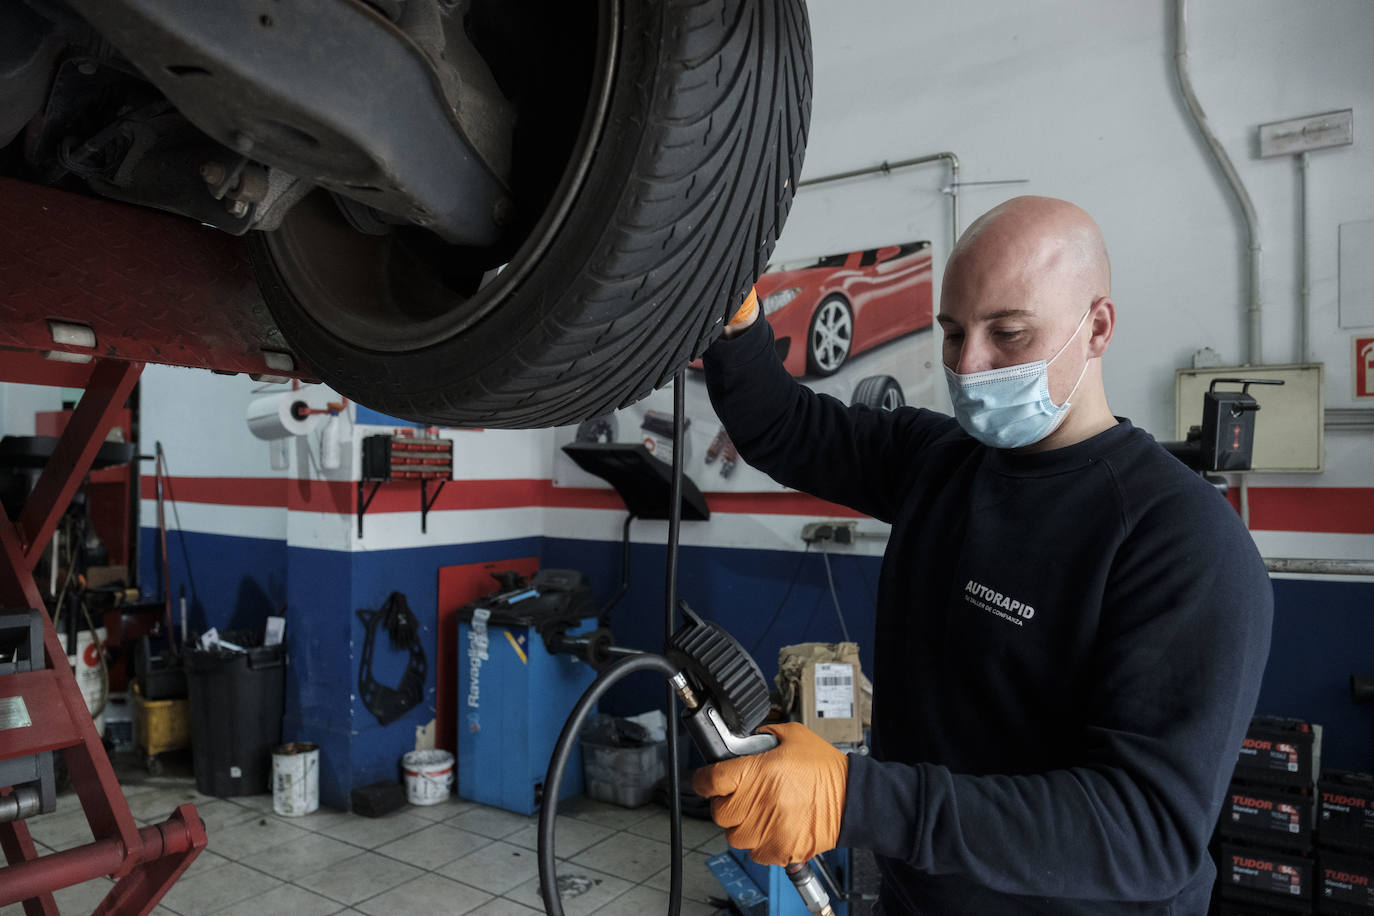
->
0, 352, 206, 915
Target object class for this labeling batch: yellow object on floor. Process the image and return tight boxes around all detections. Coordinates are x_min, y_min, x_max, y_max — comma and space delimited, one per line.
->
132, 681, 190, 760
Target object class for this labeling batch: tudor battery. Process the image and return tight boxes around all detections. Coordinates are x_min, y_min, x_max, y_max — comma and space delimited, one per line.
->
1320, 771, 1374, 853
1211, 901, 1311, 916
1235, 717, 1321, 788
1217, 843, 1313, 910
1217, 782, 1315, 850
1319, 850, 1374, 913
454, 570, 598, 816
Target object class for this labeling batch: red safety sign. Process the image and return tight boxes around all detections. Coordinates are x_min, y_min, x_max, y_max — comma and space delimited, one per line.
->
1357, 335, 1374, 399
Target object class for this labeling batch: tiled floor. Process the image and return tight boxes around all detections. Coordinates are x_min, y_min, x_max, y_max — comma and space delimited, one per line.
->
3, 775, 731, 915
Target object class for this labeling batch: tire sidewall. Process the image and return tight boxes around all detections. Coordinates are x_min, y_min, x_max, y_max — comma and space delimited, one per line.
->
255, 0, 810, 426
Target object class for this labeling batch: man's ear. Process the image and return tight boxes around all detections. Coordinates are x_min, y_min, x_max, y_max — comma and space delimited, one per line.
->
1087, 297, 1115, 357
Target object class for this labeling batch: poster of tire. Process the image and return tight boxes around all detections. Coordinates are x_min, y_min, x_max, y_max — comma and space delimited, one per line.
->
553, 240, 936, 493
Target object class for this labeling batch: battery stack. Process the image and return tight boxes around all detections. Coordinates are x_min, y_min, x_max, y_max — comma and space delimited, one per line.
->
1317, 771, 1374, 915
1212, 717, 1322, 915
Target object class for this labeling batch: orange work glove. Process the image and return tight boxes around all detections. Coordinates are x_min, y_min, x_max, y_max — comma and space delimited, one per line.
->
723, 287, 759, 337
691, 722, 848, 866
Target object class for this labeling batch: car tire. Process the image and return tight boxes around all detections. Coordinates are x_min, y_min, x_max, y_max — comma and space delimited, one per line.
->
250, 0, 812, 428
806, 294, 854, 376
851, 375, 905, 411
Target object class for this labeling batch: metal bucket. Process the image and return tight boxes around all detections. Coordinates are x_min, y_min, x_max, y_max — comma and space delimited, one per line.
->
272, 742, 319, 816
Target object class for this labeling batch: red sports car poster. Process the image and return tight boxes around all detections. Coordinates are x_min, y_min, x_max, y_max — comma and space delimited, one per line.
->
554, 240, 936, 494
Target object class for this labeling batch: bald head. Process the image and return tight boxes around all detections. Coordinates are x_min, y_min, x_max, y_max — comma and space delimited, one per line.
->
937, 196, 1119, 450
944, 196, 1111, 320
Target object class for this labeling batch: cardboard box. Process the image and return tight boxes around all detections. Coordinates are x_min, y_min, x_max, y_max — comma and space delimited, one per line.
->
776, 643, 871, 746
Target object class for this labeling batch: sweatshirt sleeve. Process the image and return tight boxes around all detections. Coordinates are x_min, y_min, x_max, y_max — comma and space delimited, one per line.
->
702, 318, 957, 524
836, 485, 1273, 901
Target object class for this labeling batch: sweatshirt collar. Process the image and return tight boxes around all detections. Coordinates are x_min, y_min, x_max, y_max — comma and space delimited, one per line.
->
982, 417, 1135, 477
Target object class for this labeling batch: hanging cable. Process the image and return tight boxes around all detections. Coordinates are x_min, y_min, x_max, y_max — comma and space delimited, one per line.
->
663, 370, 687, 915
153, 444, 201, 632
818, 544, 851, 642
748, 542, 812, 656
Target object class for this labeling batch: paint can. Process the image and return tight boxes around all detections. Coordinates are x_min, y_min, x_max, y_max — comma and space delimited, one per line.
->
402, 749, 454, 806
272, 742, 320, 816
58, 628, 107, 733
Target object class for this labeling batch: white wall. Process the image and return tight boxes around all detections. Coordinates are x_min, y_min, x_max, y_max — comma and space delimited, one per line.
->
0, 382, 62, 436
784, 0, 1374, 439
135, 363, 558, 551
14, 0, 1367, 563
542, 0, 1373, 562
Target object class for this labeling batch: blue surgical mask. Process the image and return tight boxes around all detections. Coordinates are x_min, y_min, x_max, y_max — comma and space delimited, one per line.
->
944, 308, 1092, 449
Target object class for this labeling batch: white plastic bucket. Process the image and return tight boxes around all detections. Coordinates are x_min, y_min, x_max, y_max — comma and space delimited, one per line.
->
402, 749, 454, 806
272, 742, 320, 817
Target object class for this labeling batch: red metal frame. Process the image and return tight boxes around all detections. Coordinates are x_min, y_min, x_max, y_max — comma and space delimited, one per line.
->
0, 178, 313, 382
0, 356, 206, 915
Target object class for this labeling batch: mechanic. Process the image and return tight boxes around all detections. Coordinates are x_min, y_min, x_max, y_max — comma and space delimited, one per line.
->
692, 196, 1273, 914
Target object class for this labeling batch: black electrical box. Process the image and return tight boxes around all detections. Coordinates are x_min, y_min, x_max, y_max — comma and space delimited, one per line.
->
1163, 377, 1284, 473
1199, 379, 1279, 471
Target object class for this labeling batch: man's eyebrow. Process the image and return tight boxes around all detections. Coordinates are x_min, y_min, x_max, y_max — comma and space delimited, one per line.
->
936, 308, 1035, 325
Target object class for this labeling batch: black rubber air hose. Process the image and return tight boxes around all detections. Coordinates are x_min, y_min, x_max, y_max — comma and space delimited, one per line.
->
538, 652, 684, 916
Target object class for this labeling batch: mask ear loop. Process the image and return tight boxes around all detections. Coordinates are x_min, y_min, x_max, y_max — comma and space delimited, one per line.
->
1046, 305, 1096, 412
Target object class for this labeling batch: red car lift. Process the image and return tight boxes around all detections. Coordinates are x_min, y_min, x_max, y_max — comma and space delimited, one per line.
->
0, 351, 206, 915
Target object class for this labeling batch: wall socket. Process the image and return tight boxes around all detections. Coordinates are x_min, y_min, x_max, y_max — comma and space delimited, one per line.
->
801, 520, 858, 544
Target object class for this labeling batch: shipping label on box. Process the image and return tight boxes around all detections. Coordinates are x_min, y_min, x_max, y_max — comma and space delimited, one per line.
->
800, 660, 861, 744
813, 663, 854, 718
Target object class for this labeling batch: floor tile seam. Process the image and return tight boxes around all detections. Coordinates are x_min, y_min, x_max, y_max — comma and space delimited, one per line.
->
286, 824, 387, 854
162, 871, 287, 916
199, 852, 299, 888
307, 870, 494, 909
559, 809, 660, 830
366, 834, 497, 870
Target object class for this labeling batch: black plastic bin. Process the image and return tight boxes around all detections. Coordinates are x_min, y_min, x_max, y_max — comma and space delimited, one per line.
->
185, 643, 285, 797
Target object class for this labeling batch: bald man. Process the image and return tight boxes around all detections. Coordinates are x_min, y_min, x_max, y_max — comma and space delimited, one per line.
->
696, 197, 1272, 914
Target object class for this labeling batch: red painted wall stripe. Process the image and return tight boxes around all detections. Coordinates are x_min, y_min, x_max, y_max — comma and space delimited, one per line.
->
140, 477, 1370, 534
140, 476, 865, 519
1245, 487, 1374, 535
139, 475, 287, 508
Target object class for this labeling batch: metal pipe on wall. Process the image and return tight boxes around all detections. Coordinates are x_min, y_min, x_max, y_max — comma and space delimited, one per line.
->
1174, 0, 1264, 365
798, 152, 962, 250
1266, 558, 1374, 577
1298, 152, 1310, 364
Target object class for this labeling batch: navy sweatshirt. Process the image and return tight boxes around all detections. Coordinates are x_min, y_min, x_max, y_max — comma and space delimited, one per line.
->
704, 319, 1273, 915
